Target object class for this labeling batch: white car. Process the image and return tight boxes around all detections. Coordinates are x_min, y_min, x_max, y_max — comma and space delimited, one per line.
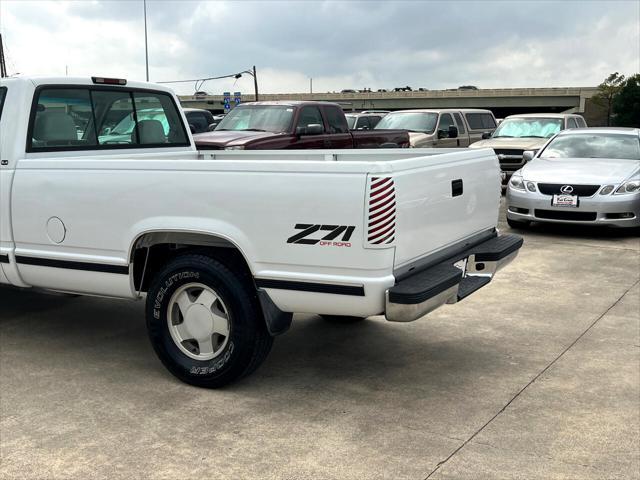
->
0, 76, 522, 388
506, 128, 640, 229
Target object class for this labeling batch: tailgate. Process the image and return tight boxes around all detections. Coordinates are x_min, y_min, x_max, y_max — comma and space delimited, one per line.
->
364, 149, 501, 270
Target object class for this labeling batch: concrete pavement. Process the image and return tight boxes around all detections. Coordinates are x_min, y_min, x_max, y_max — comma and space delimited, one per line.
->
1, 204, 638, 479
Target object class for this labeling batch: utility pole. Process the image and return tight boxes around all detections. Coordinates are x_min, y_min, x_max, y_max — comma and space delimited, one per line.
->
252, 65, 258, 101
143, 0, 149, 81
310, 78, 313, 94
0, 34, 7, 78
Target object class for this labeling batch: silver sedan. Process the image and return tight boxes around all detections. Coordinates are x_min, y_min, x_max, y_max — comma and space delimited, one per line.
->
506, 128, 640, 229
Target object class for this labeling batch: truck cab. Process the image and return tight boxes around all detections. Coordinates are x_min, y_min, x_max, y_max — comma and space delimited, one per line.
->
193, 101, 409, 150
374, 108, 498, 148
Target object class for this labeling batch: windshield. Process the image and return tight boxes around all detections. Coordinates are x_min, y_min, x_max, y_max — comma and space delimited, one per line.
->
345, 116, 356, 129
539, 133, 640, 160
492, 117, 563, 138
111, 109, 169, 135
215, 105, 294, 133
375, 112, 438, 133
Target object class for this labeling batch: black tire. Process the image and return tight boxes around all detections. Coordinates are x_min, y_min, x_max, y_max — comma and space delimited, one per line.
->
146, 253, 273, 388
320, 315, 367, 324
507, 218, 531, 229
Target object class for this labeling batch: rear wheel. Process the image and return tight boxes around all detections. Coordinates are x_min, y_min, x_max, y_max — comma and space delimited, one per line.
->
320, 315, 367, 324
507, 218, 531, 229
146, 254, 272, 388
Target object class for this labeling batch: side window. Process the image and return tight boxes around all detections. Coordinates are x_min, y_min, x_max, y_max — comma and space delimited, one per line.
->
325, 106, 349, 133
482, 113, 497, 129
465, 113, 496, 130
133, 92, 188, 145
356, 117, 371, 130
576, 117, 587, 128
31, 88, 97, 149
567, 117, 578, 129
369, 116, 382, 128
452, 112, 466, 134
438, 113, 455, 133
186, 112, 209, 133
296, 106, 324, 131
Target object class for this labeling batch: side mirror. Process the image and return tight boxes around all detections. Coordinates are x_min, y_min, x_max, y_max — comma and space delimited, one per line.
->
522, 150, 536, 162
101, 127, 112, 135
437, 129, 447, 139
297, 124, 324, 136
448, 125, 458, 139
208, 123, 218, 131
189, 124, 196, 134
482, 131, 492, 140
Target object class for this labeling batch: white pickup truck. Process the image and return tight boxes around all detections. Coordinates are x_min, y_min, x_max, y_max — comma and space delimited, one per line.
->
0, 76, 523, 388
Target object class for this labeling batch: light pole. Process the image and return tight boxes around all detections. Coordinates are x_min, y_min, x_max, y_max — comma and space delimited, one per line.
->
235, 66, 259, 101
143, 0, 149, 81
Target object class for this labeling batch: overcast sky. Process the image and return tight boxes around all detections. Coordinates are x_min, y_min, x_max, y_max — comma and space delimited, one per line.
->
1, 0, 638, 95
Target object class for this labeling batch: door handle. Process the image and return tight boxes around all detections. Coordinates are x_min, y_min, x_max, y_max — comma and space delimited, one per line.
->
452, 179, 463, 197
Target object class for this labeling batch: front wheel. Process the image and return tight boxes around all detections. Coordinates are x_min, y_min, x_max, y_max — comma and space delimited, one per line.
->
146, 254, 272, 388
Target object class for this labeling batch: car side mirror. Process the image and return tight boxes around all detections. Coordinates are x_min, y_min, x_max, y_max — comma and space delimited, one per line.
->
448, 125, 458, 139
208, 123, 218, 131
189, 124, 196, 134
482, 131, 492, 140
297, 124, 323, 136
522, 150, 536, 162
101, 127, 111, 135
437, 129, 447, 139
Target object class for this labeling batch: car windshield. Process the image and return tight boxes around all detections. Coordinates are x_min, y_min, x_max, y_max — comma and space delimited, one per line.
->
345, 116, 356, 129
492, 118, 563, 138
539, 133, 640, 160
374, 112, 438, 133
111, 109, 168, 135
214, 105, 294, 133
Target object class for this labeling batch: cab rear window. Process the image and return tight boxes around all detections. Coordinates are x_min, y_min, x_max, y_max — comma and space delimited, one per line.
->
28, 86, 189, 152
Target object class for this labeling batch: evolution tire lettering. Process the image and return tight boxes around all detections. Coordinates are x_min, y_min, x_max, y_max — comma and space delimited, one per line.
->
287, 224, 356, 246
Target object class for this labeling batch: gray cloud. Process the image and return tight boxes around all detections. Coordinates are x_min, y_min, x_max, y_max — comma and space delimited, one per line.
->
1, 0, 638, 94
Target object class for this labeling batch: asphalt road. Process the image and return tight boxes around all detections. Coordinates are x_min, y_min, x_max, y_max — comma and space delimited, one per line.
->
1, 203, 639, 480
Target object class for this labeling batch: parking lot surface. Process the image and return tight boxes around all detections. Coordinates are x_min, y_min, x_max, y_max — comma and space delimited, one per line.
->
1, 202, 639, 480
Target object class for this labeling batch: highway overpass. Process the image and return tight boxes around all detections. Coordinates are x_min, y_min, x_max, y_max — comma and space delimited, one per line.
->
179, 86, 599, 119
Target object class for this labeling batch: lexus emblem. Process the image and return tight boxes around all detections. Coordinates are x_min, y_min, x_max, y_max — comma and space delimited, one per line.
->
560, 185, 574, 194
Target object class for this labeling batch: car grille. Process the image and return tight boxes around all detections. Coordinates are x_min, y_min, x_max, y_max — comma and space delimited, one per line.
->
535, 209, 597, 221
537, 183, 600, 196
494, 149, 524, 166
494, 149, 524, 156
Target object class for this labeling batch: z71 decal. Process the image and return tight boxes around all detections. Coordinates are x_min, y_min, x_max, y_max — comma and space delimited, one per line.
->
287, 224, 356, 247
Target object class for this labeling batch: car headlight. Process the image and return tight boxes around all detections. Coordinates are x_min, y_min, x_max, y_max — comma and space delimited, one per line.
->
600, 185, 615, 195
614, 178, 640, 195
224, 145, 245, 150
509, 174, 525, 191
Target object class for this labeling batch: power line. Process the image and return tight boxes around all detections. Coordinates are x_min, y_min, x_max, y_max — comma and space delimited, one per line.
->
159, 66, 259, 100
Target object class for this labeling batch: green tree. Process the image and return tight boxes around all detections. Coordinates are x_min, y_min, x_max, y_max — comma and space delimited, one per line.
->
592, 72, 626, 126
612, 74, 640, 127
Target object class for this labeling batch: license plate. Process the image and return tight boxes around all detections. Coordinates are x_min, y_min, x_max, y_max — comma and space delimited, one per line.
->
552, 194, 579, 207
